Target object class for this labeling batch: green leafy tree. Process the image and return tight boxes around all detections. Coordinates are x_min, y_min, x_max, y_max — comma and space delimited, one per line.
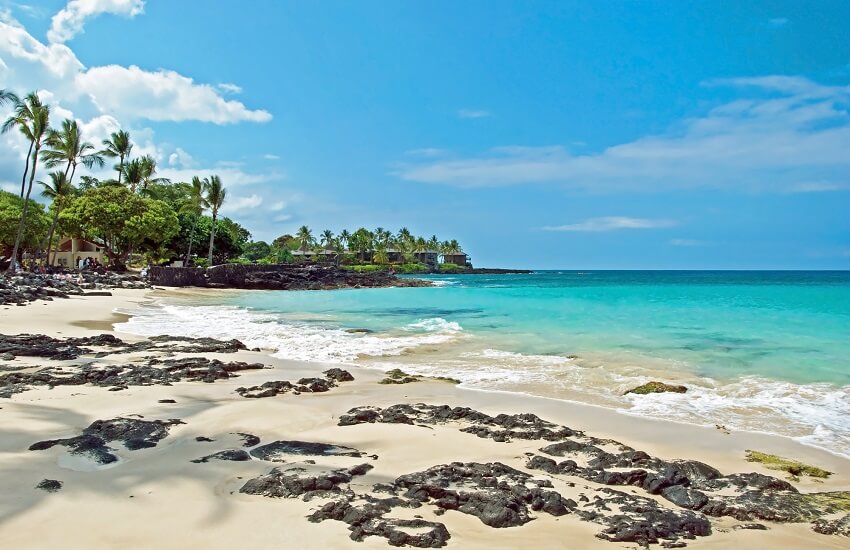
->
203, 175, 226, 265
0, 191, 50, 253
242, 240, 271, 261
59, 186, 179, 269
2, 92, 49, 272
101, 130, 133, 184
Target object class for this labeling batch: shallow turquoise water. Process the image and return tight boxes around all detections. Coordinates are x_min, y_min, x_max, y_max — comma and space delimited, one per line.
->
119, 271, 850, 456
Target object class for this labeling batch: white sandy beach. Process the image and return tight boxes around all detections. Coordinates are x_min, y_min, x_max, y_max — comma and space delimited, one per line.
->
0, 289, 848, 549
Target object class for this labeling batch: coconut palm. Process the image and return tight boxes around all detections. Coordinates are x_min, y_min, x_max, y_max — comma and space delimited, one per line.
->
38, 171, 75, 265
3, 93, 49, 273
0, 89, 18, 107
320, 229, 334, 248
338, 229, 351, 250
184, 176, 206, 264
296, 225, 314, 252
138, 155, 169, 195
2, 91, 45, 199
121, 158, 145, 193
101, 130, 133, 183
373, 242, 389, 265
43, 119, 104, 184
204, 175, 226, 265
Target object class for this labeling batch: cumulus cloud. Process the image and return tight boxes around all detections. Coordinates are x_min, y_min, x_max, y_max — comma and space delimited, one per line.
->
49, 0, 145, 44
399, 76, 850, 193
543, 217, 676, 232
0, 13, 271, 125
457, 109, 490, 119
78, 65, 272, 124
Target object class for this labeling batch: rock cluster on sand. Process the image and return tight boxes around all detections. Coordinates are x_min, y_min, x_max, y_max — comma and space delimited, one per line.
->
331, 402, 849, 546
0, 333, 261, 398
235, 368, 354, 398
29, 417, 183, 464
0, 273, 148, 306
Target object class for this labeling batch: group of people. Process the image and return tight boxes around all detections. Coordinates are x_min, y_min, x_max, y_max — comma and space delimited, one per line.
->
75, 256, 103, 271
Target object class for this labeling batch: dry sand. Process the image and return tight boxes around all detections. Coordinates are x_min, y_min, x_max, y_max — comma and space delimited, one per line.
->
0, 290, 848, 549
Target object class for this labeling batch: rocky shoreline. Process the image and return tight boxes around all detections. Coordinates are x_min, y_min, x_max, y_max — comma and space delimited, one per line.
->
149, 264, 432, 290
0, 272, 148, 306
2, 331, 848, 547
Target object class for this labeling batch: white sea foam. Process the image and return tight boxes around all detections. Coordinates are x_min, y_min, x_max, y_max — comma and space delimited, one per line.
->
116, 301, 850, 458
116, 303, 465, 363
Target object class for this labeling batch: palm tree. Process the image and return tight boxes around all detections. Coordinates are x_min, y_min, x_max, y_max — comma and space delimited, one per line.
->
39, 171, 75, 265
296, 225, 314, 252
43, 119, 104, 184
101, 130, 133, 183
121, 158, 145, 193
204, 175, 226, 265
138, 155, 169, 195
338, 229, 351, 250
397, 227, 413, 253
0, 89, 18, 107
184, 176, 206, 264
320, 229, 334, 249
2, 91, 44, 199
4, 93, 49, 273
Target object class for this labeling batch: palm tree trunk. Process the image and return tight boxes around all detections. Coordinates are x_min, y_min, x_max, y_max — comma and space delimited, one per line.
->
207, 213, 217, 265
7, 145, 39, 274
117, 154, 123, 183
185, 215, 199, 265
19, 141, 33, 199
43, 209, 60, 266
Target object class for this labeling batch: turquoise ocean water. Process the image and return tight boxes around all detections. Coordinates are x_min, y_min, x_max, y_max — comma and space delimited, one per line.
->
117, 271, 850, 457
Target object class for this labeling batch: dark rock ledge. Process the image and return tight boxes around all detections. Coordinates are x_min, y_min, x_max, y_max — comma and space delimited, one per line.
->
235, 368, 354, 398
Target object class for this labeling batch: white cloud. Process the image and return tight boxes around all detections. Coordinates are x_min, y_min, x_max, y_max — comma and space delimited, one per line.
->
399, 76, 850, 193
262, 153, 280, 160
269, 201, 287, 211
458, 109, 490, 119
78, 65, 272, 124
669, 238, 707, 247
48, 0, 144, 43
167, 147, 195, 168
543, 217, 676, 232
217, 82, 242, 94
273, 213, 292, 222
222, 194, 263, 214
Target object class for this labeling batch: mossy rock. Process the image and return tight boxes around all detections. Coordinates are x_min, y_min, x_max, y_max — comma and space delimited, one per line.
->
378, 368, 460, 385
625, 381, 688, 395
745, 450, 832, 479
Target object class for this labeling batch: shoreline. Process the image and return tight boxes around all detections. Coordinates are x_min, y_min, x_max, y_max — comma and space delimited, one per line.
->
1, 290, 848, 548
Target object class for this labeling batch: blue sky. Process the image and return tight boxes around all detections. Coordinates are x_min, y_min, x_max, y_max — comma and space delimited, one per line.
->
1, 1, 849, 269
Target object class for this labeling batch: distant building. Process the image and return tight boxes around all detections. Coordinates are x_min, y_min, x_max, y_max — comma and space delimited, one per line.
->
413, 250, 440, 267
442, 252, 470, 267
385, 248, 404, 264
292, 249, 338, 263
51, 237, 106, 268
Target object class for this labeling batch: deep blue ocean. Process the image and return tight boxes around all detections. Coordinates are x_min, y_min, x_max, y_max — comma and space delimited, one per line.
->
118, 271, 850, 457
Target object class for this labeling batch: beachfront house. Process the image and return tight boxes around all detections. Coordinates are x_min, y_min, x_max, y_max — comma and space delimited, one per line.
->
51, 237, 106, 268
442, 252, 470, 267
413, 250, 440, 268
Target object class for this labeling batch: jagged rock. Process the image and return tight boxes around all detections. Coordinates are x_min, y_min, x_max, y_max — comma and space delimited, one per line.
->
236, 369, 352, 398
35, 479, 63, 492
29, 417, 183, 464
239, 464, 370, 499
234, 433, 260, 447
323, 368, 355, 382
250, 441, 366, 461
191, 449, 251, 463
813, 514, 850, 537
